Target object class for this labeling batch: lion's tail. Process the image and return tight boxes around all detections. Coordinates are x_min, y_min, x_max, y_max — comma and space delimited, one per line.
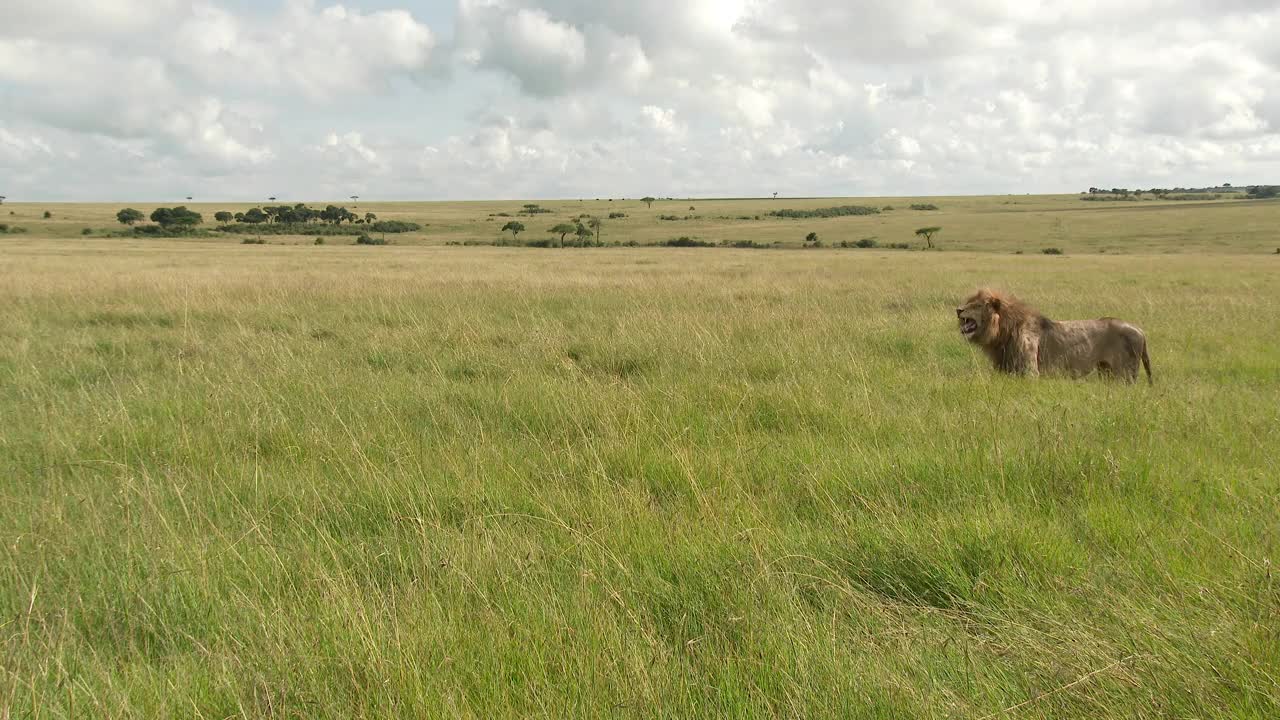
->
1140, 340, 1153, 385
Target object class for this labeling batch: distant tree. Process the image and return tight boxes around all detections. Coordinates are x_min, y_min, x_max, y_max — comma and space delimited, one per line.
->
268, 196, 277, 202
1247, 185, 1279, 199
0, 196, 6, 205
915, 226, 941, 249
241, 208, 269, 224
364, 212, 377, 223
641, 196, 656, 208
772, 192, 778, 199
587, 216, 603, 244
805, 231, 819, 245
150, 206, 202, 227
214, 211, 233, 223
575, 223, 594, 245
320, 205, 355, 225
501, 220, 525, 239
116, 208, 145, 225
1223, 182, 1232, 188
185, 196, 193, 201
350, 195, 359, 208
43, 210, 52, 219
549, 223, 577, 243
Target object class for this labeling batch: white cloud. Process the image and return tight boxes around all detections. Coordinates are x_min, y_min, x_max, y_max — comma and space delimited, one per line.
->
2, 1, 1280, 200
641, 106, 684, 137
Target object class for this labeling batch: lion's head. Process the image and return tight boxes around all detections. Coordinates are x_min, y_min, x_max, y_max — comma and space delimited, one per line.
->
955, 288, 1006, 346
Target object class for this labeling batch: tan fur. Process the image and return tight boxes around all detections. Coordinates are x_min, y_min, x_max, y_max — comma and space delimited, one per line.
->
956, 289, 1152, 383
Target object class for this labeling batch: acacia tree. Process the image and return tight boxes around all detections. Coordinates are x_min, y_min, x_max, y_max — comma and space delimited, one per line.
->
116, 208, 145, 225
805, 231, 819, 246
575, 223, 594, 246
549, 223, 576, 243
241, 208, 268, 224
0, 196, 6, 205
214, 211, 233, 223
915, 226, 941, 249
501, 221, 525, 239
364, 212, 377, 224
641, 196, 656, 208
587, 216, 603, 244
350, 195, 359, 208
150, 206, 203, 228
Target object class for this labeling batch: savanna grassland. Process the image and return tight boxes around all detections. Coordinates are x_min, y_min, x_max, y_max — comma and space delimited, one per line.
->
2, 195, 1279, 718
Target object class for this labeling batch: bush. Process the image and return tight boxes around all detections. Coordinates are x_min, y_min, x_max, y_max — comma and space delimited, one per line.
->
1080, 194, 1142, 202
881, 206, 895, 211
662, 236, 715, 247
215, 222, 416, 236
722, 239, 771, 249
314, 237, 325, 245
1042, 247, 1064, 255
355, 233, 388, 245
909, 203, 939, 211
0, 224, 27, 234
369, 220, 421, 233
856, 238, 879, 248
81, 228, 93, 235
658, 214, 682, 221
608, 212, 627, 219
241, 237, 266, 244
43, 211, 52, 219
523, 238, 561, 248
133, 224, 210, 237
769, 205, 879, 219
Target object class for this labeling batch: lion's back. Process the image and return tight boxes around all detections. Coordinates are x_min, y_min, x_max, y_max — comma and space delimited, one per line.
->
1039, 317, 1146, 376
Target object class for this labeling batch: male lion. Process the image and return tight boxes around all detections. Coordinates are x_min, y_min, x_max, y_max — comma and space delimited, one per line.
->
956, 288, 1152, 383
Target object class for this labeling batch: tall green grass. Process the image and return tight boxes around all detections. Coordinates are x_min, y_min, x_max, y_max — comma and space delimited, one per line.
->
2, 242, 1278, 717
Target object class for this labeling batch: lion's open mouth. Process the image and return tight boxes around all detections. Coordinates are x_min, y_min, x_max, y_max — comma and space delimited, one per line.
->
960, 318, 978, 336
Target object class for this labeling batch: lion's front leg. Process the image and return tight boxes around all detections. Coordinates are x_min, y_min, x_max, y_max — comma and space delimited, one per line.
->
1022, 335, 1041, 377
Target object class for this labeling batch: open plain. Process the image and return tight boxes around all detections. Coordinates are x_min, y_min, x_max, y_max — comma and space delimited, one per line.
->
2, 194, 1279, 717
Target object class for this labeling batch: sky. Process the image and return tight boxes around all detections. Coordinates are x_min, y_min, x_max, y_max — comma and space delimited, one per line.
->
2, 0, 1279, 202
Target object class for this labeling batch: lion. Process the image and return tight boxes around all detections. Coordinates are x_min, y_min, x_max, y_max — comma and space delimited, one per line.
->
956, 288, 1152, 384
